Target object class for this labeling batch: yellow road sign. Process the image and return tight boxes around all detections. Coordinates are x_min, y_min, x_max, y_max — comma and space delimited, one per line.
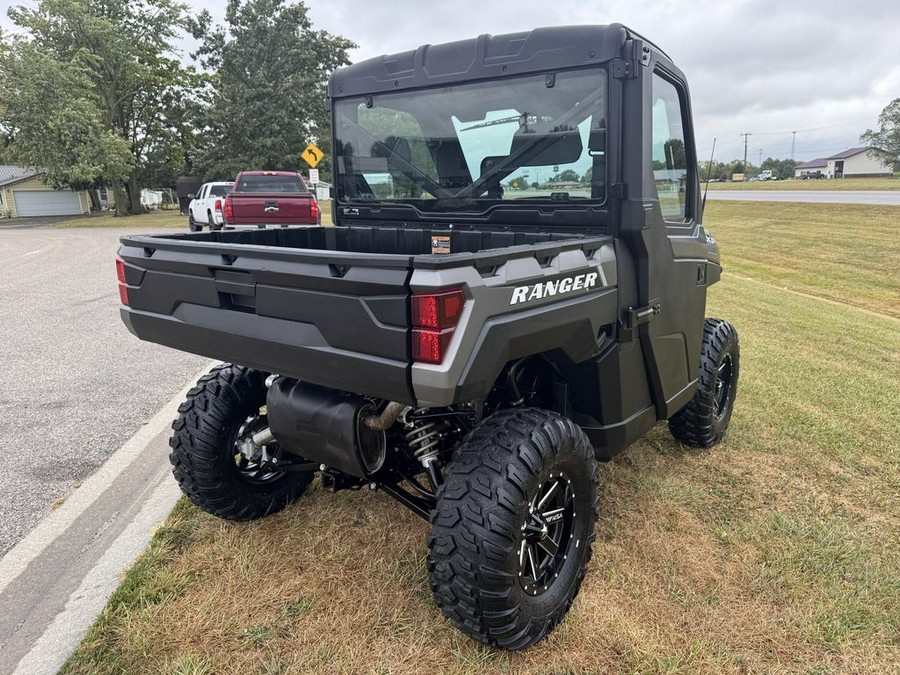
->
301, 143, 324, 168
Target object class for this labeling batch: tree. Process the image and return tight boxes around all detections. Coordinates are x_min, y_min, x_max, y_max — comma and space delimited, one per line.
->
0, 0, 197, 215
556, 169, 580, 183
0, 35, 132, 194
861, 98, 900, 168
191, 0, 355, 182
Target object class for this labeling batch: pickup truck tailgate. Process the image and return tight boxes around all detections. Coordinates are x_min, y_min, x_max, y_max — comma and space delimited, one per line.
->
118, 234, 414, 403
231, 193, 312, 225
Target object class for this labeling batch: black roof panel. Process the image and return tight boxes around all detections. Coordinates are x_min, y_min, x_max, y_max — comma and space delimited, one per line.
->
328, 24, 641, 100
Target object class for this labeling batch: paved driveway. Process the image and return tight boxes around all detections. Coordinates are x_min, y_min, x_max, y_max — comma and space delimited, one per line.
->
0, 226, 208, 556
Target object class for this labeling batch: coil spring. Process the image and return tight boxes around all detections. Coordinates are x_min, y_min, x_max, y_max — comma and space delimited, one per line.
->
405, 420, 442, 465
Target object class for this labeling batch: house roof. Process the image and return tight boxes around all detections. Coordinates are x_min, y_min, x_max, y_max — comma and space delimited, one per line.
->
827, 147, 870, 160
0, 165, 42, 187
796, 158, 827, 169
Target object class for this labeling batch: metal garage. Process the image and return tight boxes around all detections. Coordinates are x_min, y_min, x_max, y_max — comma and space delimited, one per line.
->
12, 189, 82, 217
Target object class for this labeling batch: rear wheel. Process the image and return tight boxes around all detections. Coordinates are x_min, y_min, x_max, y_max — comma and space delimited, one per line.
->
669, 318, 740, 447
169, 363, 315, 521
428, 408, 599, 650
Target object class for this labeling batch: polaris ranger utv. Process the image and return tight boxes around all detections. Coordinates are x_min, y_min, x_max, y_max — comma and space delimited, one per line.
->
116, 23, 739, 650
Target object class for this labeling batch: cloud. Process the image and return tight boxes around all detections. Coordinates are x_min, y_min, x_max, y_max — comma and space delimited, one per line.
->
7, 0, 897, 162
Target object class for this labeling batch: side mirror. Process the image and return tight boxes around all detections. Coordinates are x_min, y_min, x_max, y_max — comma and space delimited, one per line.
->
187, 193, 195, 199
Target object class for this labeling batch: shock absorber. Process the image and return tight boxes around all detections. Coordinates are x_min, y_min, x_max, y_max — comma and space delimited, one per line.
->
405, 418, 444, 488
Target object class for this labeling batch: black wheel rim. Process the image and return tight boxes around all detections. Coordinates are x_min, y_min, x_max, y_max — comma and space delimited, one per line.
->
232, 412, 287, 485
518, 472, 576, 596
714, 353, 734, 419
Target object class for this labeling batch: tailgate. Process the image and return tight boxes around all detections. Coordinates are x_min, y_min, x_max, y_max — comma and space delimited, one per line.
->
118, 234, 414, 403
231, 193, 312, 224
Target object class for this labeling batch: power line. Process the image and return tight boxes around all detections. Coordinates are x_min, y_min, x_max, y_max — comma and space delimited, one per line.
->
750, 116, 879, 137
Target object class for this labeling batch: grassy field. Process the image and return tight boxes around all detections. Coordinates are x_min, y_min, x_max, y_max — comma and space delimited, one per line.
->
705, 176, 900, 191
706, 201, 900, 319
53, 209, 187, 228
61, 202, 899, 674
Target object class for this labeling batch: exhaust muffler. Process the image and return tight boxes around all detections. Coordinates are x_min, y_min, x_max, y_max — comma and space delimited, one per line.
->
265, 378, 402, 478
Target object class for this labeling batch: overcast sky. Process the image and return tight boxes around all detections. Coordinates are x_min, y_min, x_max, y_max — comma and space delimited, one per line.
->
3, 0, 898, 163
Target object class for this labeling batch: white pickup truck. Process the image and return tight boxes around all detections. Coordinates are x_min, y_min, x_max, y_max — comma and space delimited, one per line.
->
187, 182, 234, 231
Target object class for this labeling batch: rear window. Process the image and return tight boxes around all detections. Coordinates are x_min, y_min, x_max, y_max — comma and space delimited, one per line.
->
237, 175, 307, 193
209, 185, 232, 197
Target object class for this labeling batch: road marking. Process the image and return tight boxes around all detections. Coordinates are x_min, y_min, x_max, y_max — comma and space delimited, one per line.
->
0, 361, 215, 596
21, 249, 44, 258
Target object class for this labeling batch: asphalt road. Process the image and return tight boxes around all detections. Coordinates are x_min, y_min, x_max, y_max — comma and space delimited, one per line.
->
0, 223, 208, 557
706, 190, 900, 205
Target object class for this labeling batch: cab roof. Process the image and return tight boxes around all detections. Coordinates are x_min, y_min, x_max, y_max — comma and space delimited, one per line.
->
328, 24, 669, 101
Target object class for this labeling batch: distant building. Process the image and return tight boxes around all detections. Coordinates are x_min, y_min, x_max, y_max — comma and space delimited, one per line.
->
0, 165, 91, 217
795, 148, 891, 179
794, 158, 827, 179
825, 147, 891, 178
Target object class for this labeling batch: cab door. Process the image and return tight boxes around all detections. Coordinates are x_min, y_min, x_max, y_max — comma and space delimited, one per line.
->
617, 57, 709, 420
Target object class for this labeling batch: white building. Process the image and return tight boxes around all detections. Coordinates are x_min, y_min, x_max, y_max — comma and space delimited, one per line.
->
824, 147, 891, 178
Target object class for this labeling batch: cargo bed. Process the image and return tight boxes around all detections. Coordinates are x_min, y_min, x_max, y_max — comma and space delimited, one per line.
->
118, 225, 611, 405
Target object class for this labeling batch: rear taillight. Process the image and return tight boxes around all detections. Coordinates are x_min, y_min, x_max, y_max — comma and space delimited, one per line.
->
411, 289, 466, 364
214, 198, 222, 212
115, 257, 129, 306
310, 198, 319, 223
223, 195, 233, 223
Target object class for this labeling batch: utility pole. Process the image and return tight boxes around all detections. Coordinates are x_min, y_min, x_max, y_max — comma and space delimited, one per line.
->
740, 132, 751, 175
790, 131, 796, 161
758, 149, 763, 167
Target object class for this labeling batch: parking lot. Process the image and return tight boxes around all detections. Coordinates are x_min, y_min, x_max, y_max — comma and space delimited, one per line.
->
0, 224, 207, 556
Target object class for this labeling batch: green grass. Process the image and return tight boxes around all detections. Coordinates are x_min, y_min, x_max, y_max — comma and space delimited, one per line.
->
53, 209, 187, 228
706, 200, 900, 318
61, 202, 900, 674
706, 176, 900, 190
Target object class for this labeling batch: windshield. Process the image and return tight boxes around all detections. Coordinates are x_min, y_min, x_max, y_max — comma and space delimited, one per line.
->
333, 69, 607, 213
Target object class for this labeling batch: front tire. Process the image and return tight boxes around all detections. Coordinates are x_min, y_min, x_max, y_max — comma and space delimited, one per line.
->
169, 363, 315, 521
669, 318, 740, 447
188, 214, 201, 231
428, 408, 599, 650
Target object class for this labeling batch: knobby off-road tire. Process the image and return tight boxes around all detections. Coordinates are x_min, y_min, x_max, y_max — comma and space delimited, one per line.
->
669, 318, 740, 447
169, 363, 314, 521
428, 408, 600, 650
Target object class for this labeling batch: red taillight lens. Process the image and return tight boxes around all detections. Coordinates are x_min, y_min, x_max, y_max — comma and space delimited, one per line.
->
115, 257, 129, 306
224, 196, 233, 222
411, 289, 465, 330
214, 198, 222, 212
310, 199, 319, 222
410, 288, 466, 364
412, 329, 454, 365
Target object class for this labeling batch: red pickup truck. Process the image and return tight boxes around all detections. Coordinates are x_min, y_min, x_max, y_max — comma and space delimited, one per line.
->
223, 171, 320, 227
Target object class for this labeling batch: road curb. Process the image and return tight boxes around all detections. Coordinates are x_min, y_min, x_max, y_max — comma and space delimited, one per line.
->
0, 362, 215, 674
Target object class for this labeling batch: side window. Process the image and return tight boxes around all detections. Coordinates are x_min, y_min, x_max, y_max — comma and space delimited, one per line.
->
651, 72, 691, 222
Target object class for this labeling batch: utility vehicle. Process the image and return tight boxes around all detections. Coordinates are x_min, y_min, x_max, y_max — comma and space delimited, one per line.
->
116, 23, 740, 650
